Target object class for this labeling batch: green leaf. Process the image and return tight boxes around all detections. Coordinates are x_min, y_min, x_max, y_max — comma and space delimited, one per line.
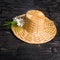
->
4, 21, 11, 25
11, 21, 17, 25
4, 21, 17, 28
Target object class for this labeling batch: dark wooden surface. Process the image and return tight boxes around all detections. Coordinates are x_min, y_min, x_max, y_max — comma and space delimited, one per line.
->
0, 0, 60, 60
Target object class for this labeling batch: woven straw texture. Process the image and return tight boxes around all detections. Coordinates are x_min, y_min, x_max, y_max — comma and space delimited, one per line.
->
11, 10, 57, 44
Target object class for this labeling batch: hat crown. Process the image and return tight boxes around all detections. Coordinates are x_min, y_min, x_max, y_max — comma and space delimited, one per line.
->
23, 10, 46, 32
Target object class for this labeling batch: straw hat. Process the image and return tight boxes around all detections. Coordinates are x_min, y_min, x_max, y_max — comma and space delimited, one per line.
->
11, 10, 57, 44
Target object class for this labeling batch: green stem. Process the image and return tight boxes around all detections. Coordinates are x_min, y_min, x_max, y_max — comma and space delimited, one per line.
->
4, 21, 16, 28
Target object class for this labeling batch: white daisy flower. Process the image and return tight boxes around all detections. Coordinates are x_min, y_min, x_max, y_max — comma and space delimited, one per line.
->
13, 17, 25, 27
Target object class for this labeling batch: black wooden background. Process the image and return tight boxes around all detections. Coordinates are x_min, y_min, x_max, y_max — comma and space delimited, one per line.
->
0, 0, 60, 60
